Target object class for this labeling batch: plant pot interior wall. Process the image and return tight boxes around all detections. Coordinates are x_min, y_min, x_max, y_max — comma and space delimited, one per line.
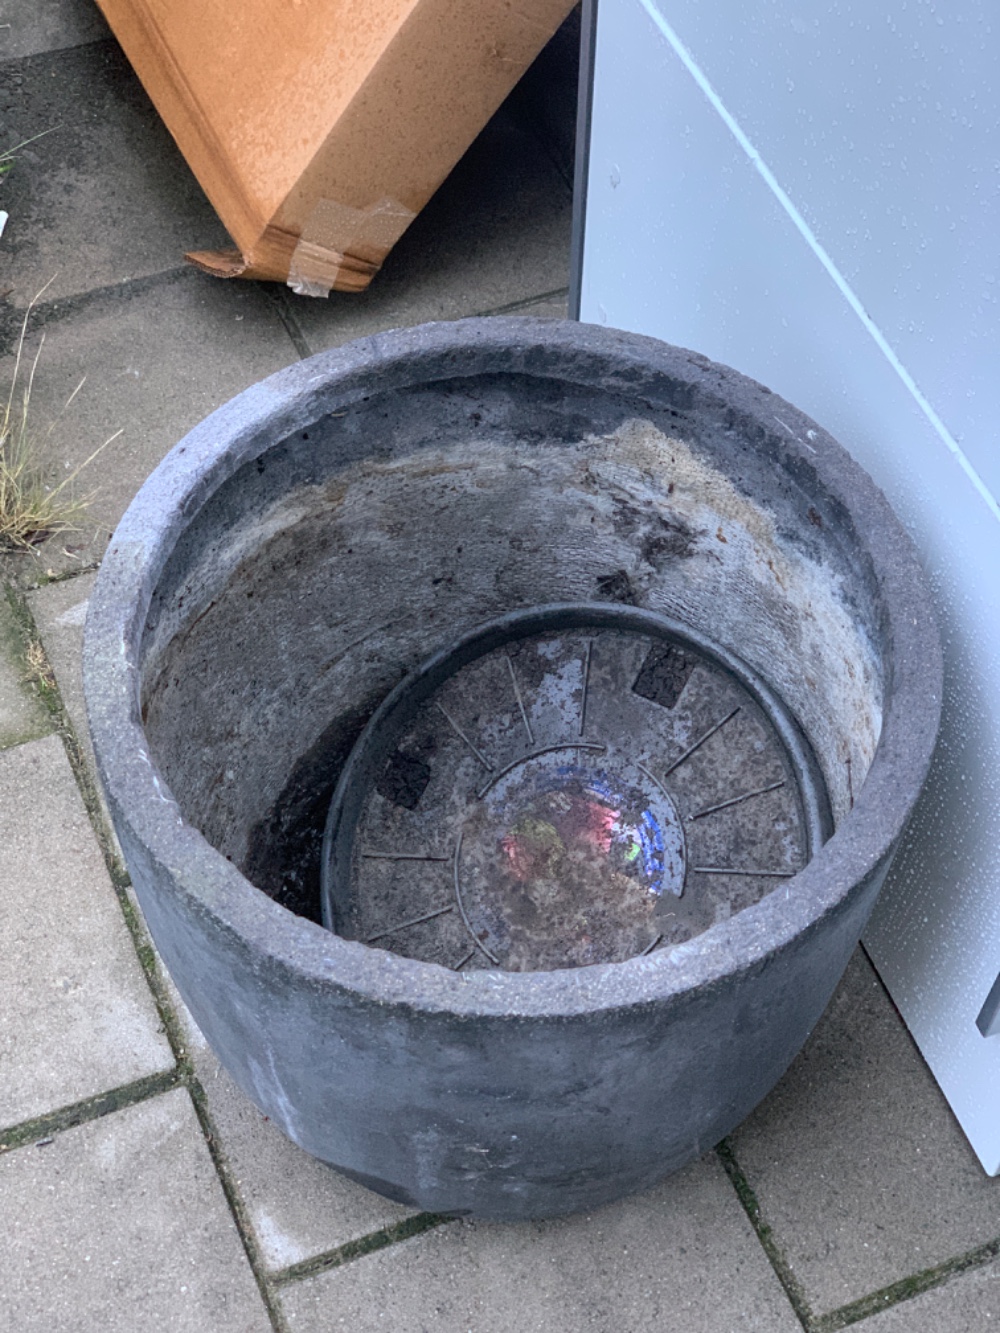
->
138, 368, 886, 926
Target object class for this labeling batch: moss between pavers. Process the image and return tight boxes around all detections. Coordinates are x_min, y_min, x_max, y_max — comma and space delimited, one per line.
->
0, 589, 52, 748
717, 1138, 814, 1328
269, 1212, 453, 1289
0, 1069, 181, 1156
815, 1236, 1000, 1331
717, 1134, 1000, 1332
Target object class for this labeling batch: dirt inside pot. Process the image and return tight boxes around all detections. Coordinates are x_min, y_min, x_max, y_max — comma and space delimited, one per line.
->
138, 373, 884, 937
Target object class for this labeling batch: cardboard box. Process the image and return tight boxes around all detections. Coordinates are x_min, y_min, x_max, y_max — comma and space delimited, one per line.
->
95, 0, 577, 294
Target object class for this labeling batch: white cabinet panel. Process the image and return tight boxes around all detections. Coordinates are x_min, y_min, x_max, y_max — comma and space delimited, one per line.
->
577, 0, 1000, 1170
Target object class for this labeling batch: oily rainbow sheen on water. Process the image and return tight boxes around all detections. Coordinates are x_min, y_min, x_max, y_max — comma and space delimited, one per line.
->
498, 765, 672, 898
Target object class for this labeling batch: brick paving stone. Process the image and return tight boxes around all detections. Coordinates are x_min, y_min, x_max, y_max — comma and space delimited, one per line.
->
279, 1156, 801, 1333
0, 1087, 271, 1333
0, 734, 172, 1128
856, 1262, 1000, 1331
291, 107, 573, 355
0, 595, 49, 749
730, 949, 1000, 1317
2, 273, 296, 572
0, 0, 109, 61
0, 41, 230, 310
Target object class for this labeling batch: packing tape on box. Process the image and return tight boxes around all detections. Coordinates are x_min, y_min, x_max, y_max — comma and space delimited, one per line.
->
287, 196, 416, 297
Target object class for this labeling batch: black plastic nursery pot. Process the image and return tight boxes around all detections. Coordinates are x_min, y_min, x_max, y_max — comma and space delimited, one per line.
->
83, 318, 941, 1221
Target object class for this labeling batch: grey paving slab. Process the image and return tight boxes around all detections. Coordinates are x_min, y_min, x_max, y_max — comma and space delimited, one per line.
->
731, 949, 1000, 1317
0, 1087, 271, 1333
280, 1155, 801, 1333
168, 967, 416, 1273
0, 594, 49, 748
858, 1261, 1000, 1331
0, 41, 230, 310
30, 571, 99, 769
31, 571, 421, 1267
2, 272, 296, 572
28, 570, 122, 855
0, 0, 109, 61
291, 108, 573, 355
507, 294, 570, 319
0, 734, 172, 1129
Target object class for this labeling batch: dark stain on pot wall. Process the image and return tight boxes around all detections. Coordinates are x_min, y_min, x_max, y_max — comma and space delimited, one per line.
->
243, 705, 370, 922
594, 570, 636, 603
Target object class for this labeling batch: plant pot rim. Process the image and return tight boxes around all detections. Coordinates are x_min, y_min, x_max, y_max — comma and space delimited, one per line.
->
83, 317, 942, 1020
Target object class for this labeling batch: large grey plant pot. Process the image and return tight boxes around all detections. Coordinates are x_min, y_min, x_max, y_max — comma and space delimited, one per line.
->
83, 318, 941, 1221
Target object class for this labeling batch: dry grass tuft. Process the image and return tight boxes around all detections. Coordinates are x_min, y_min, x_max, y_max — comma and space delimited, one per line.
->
22, 638, 55, 693
1, 285, 120, 551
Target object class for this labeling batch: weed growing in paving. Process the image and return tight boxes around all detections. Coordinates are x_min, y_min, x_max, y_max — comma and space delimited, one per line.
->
0, 287, 119, 551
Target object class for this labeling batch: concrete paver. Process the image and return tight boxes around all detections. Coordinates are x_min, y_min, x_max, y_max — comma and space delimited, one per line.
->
1, 41, 230, 309
31, 571, 421, 1269
509, 295, 571, 319
30, 564, 110, 770
292, 108, 573, 354
731, 949, 1000, 1317
29, 566, 424, 1274
859, 1261, 1000, 1331
181, 1024, 417, 1273
0, 734, 173, 1128
0, 595, 49, 748
4, 273, 296, 571
0, 1087, 271, 1333
15, 553, 144, 876
28, 571, 121, 849
0, 0, 109, 61
28, 572, 94, 764
280, 1156, 802, 1333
